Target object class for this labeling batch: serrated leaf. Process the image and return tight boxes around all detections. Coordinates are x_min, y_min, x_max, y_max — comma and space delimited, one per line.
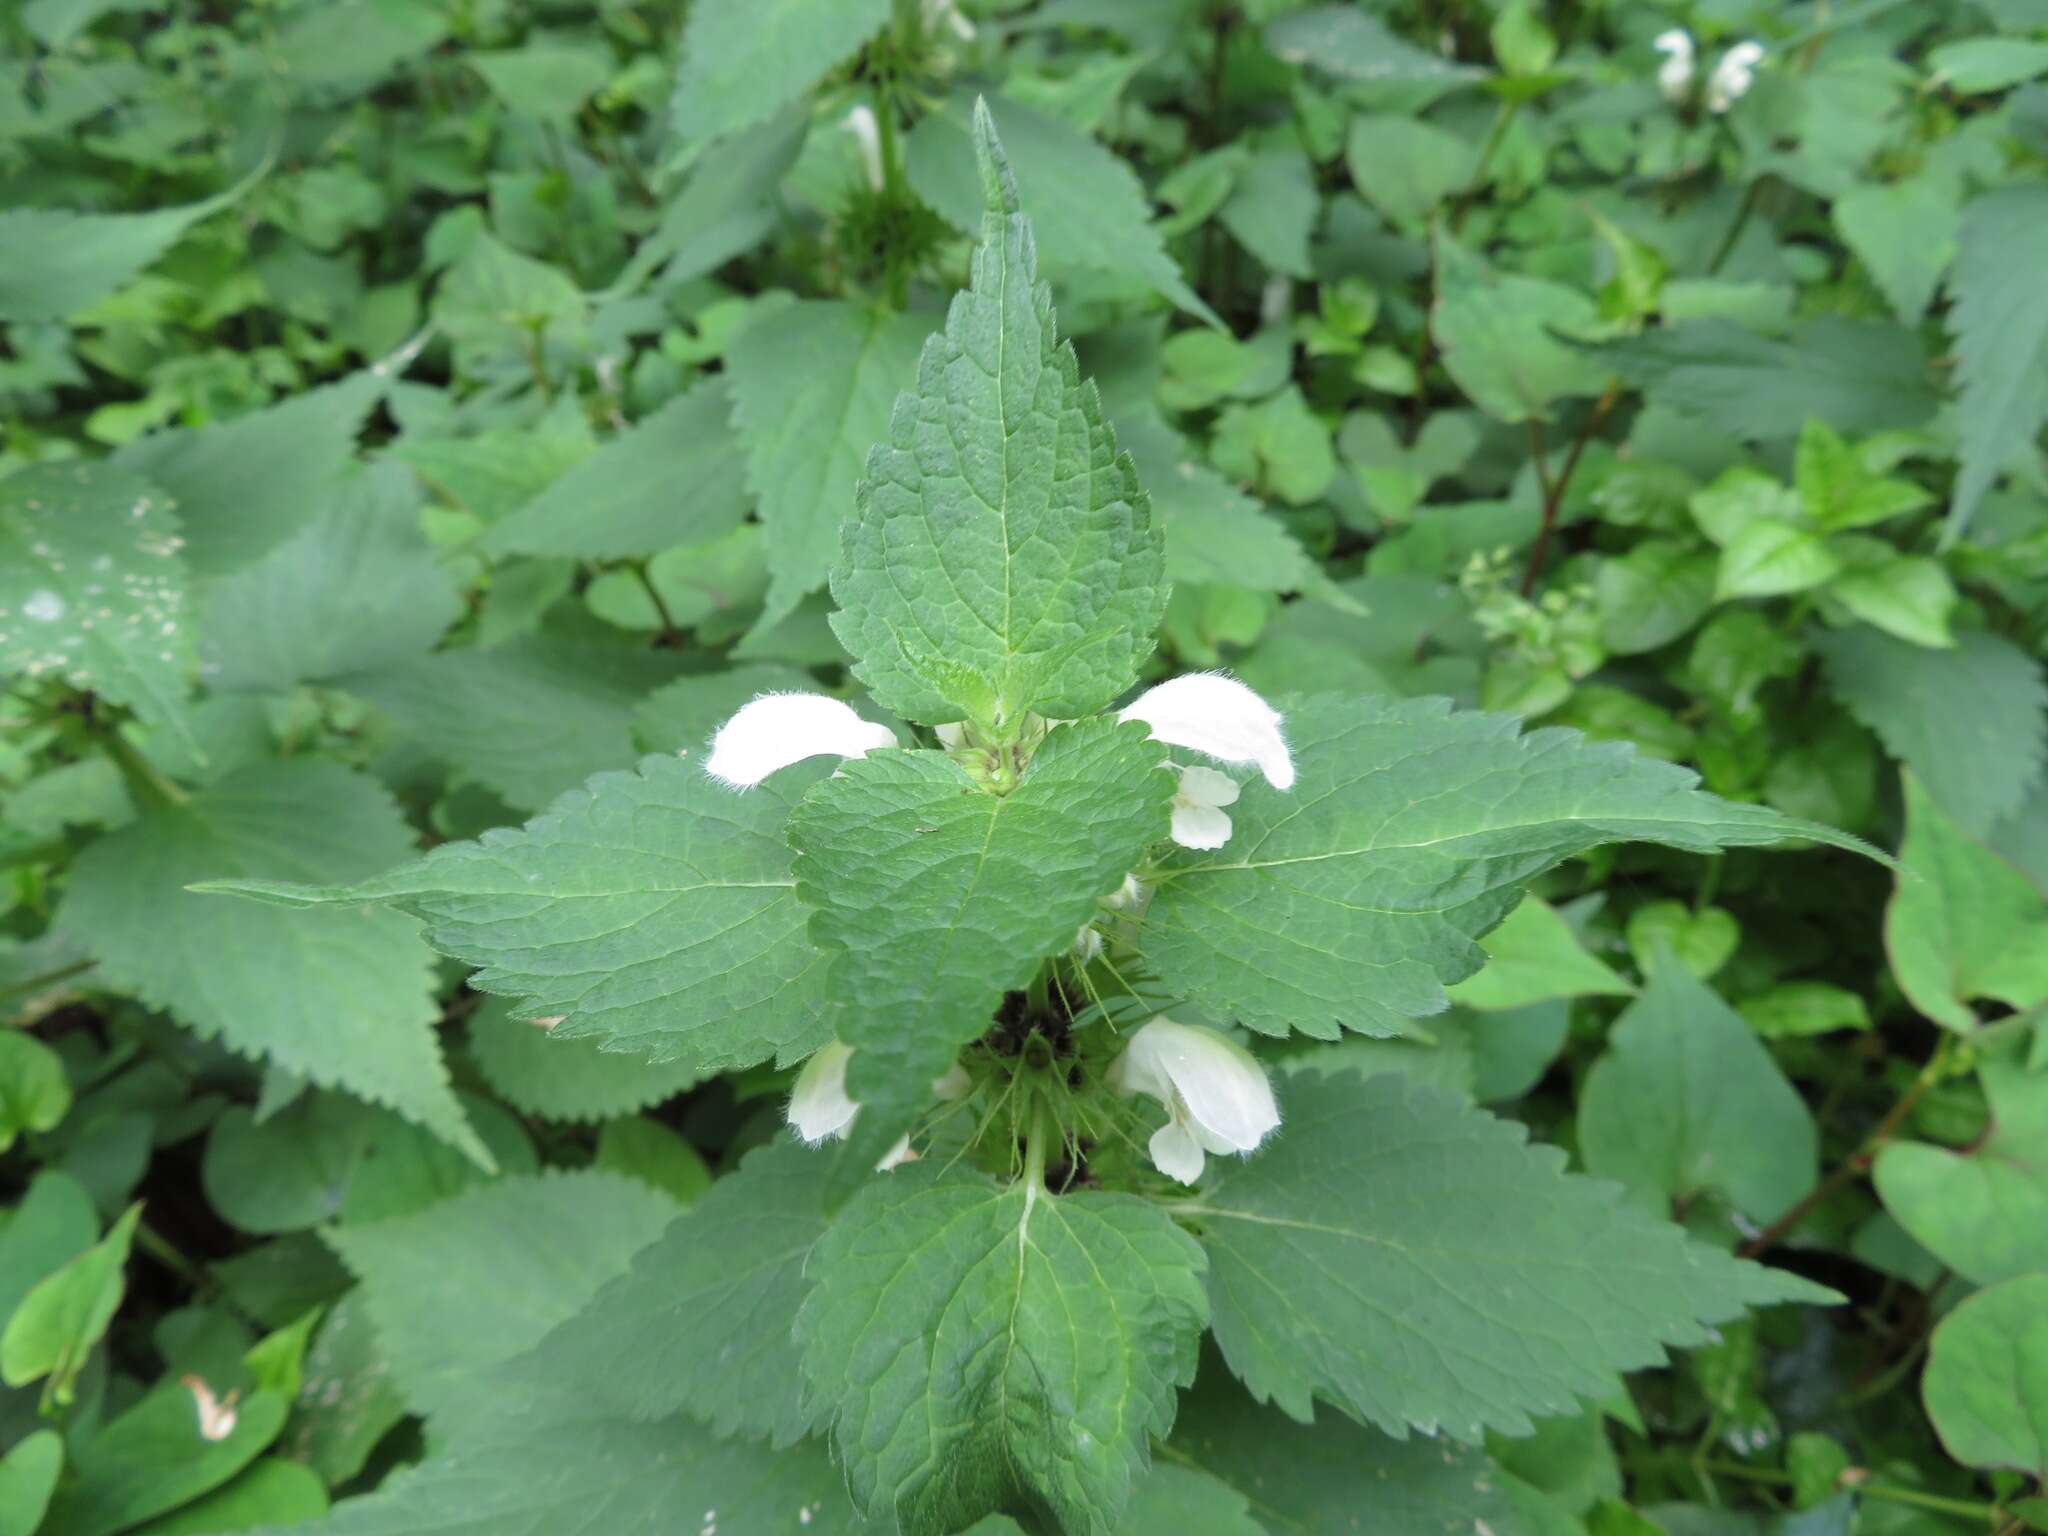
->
1444, 895, 1633, 1011
1578, 961, 1818, 1223
1596, 538, 1717, 656
1833, 179, 1959, 328
1945, 186, 2048, 541
1263, 6, 1484, 83
0, 189, 237, 322
1192, 1071, 1835, 1441
1432, 232, 1608, 423
204, 755, 832, 1072
728, 300, 932, 626
1815, 626, 2048, 835
344, 634, 677, 811
788, 718, 1171, 1164
670, 0, 888, 144
115, 372, 386, 575
488, 1140, 825, 1446
325, 1170, 675, 1426
59, 761, 480, 1160
1713, 520, 1842, 600
466, 996, 705, 1125
837, 107, 1169, 725
0, 461, 197, 757
1922, 1272, 2048, 1477
797, 1161, 1208, 1536
478, 378, 751, 560
1352, 119, 1477, 234
1144, 693, 1870, 1041
199, 461, 460, 694
1116, 415, 1325, 597
1875, 1064, 2048, 1286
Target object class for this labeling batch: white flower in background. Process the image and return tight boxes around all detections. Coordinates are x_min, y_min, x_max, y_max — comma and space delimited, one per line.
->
182, 1376, 238, 1442
703, 693, 897, 788
842, 105, 885, 192
1169, 765, 1241, 850
1707, 41, 1764, 112
1073, 924, 1104, 963
922, 0, 975, 40
1119, 673, 1296, 791
1108, 1017, 1280, 1185
1653, 29, 1696, 103
1103, 874, 1146, 911
787, 1045, 975, 1167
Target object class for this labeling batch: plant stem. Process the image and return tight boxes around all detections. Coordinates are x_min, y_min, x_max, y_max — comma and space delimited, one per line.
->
1520, 385, 1619, 595
1738, 1035, 1956, 1258
1698, 1461, 2002, 1521
1023, 1095, 1050, 1192
633, 563, 682, 646
1, 959, 96, 1010
99, 725, 190, 811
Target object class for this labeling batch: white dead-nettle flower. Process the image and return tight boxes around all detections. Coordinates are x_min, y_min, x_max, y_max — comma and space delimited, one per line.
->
1073, 924, 1104, 963
182, 1375, 238, 1442
1108, 1017, 1280, 1185
1103, 873, 1147, 911
842, 105, 885, 191
1169, 765, 1241, 850
1119, 673, 1295, 791
1707, 40, 1764, 112
703, 693, 897, 788
1653, 29, 1696, 103
788, 1045, 974, 1166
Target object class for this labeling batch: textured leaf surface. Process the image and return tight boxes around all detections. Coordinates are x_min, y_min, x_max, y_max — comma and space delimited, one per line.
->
465, 996, 705, 1124
325, 1170, 675, 1425
1875, 1064, 2048, 1286
1922, 1273, 2048, 1477
1578, 963, 1817, 1223
58, 761, 477, 1157
796, 1161, 1208, 1536
835, 108, 1168, 725
491, 1141, 825, 1446
670, 0, 887, 143
207, 755, 831, 1071
1444, 895, 1633, 1011
344, 635, 677, 811
1145, 693, 1866, 1040
1192, 1071, 1835, 1440
199, 461, 459, 694
0, 192, 234, 321
0, 462, 197, 755
788, 719, 1171, 1162
1431, 232, 1606, 423
729, 300, 932, 626
1945, 186, 2048, 539
478, 379, 750, 560
1815, 626, 2047, 836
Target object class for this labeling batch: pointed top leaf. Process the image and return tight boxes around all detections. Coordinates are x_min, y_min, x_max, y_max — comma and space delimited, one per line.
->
972, 95, 1021, 219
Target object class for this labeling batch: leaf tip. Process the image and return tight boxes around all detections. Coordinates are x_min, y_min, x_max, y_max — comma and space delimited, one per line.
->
971, 96, 1020, 219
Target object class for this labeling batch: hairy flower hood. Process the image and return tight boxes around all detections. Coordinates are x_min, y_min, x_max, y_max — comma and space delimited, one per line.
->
703, 692, 898, 788
1119, 672, 1295, 790
1109, 1017, 1280, 1185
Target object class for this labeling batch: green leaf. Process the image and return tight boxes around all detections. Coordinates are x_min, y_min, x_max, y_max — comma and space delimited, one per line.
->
1349, 117, 1477, 233
61, 761, 481, 1159
1922, 1272, 2048, 1476
1445, 896, 1634, 1012
204, 754, 832, 1072
1816, 627, 2048, 835
1945, 187, 2048, 541
1578, 962, 1818, 1223
905, 94, 1215, 323
126, 1457, 328, 1535
788, 718, 1171, 1163
1144, 693, 1871, 1041
593, 1117, 710, 1205
796, 1160, 1208, 1536
1116, 416, 1325, 597
1218, 146, 1318, 280
430, 231, 587, 373
1431, 232, 1608, 423
0, 1171, 98, 1329
0, 462, 198, 757
728, 300, 933, 625
345, 634, 676, 811
1191, 1072, 1834, 1441
466, 996, 705, 1124
1738, 981, 1871, 1039
1929, 37, 2048, 93
0, 1032, 70, 1152
1792, 419, 1934, 533
1624, 901, 1739, 979
478, 379, 751, 560
1714, 521, 1843, 601
632, 663, 814, 755
670, 0, 888, 143
1595, 538, 1717, 655
466, 42, 612, 122
116, 372, 386, 574
488, 1140, 826, 1446
1833, 179, 1959, 328
0, 1430, 62, 1536
1875, 1063, 2048, 1286
292, 1291, 406, 1486
835, 110, 1169, 726
0, 1203, 139, 1400
325, 1170, 675, 1426
199, 461, 460, 694
1826, 551, 1956, 649
1263, 7, 1484, 84
0, 188, 237, 321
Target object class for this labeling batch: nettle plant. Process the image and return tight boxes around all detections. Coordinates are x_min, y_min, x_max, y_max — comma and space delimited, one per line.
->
215, 109, 1872, 1536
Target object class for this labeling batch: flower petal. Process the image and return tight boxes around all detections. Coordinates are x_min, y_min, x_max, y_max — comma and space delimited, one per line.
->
704, 693, 898, 788
1175, 764, 1241, 810
1120, 673, 1294, 790
787, 1040, 859, 1143
1148, 1119, 1207, 1185
1169, 800, 1233, 850
1121, 1017, 1279, 1156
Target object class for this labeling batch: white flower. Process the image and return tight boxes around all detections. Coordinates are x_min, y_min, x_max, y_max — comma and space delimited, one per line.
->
787, 1040, 859, 1144
842, 105, 885, 191
703, 693, 897, 788
1654, 29, 1696, 103
1119, 673, 1295, 791
1108, 1018, 1279, 1185
1102, 874, 1147, 911
1169, 765, 1240, 850
1707, 40, 1763, 112
182, 1375, 238, 1441
1073, 924, 1104, 963
922, 0, 975, 40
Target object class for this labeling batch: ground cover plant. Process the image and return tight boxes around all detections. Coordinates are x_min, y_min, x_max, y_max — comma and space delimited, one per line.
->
3, 1, 2048, 1534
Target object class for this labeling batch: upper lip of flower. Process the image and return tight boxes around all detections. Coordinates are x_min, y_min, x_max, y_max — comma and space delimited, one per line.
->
702, 692, 899, 788
1119, 672, 1296, 791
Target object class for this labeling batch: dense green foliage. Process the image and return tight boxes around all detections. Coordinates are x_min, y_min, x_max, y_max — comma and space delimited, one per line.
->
4, 2, 2048, 1535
